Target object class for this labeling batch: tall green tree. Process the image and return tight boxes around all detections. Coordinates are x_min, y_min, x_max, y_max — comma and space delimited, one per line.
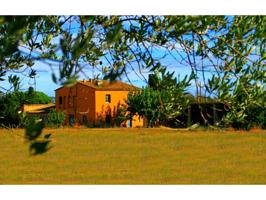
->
25, 87, 51, 104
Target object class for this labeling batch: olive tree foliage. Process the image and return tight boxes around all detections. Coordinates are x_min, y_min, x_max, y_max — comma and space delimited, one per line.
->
0, 16, 265, 129
127, 68, 192, 127
148, 67, 192, 126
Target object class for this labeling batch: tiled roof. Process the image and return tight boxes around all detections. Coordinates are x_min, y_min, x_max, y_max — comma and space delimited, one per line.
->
78, 80, 140, 91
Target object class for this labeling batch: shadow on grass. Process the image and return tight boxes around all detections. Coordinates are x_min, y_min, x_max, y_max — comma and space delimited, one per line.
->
29, 140, 52, 155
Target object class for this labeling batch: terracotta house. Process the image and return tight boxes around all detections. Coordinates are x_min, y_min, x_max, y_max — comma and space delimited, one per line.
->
55, 80, 143, 127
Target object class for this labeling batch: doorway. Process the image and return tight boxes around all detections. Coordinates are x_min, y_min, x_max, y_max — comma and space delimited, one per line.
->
69, 114, 75, 126
105, 114, 111, 128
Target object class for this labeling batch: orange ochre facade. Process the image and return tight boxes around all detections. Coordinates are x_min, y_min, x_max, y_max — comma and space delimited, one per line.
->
55, 80, 143, 128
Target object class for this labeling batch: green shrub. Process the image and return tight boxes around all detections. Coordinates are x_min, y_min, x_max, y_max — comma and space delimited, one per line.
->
229, 106, 266, 130
47, 109, 66, 128
246, 106, 266, 130
115, 106, 128, 127
0, 88, 51, 128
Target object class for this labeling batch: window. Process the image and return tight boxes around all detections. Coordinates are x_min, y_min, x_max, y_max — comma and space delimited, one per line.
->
69, 114, 75, 126
105, 114, 111, 128
68, 96, 71, 107
105, 94, 111, 103
59, 96, 63, 105
59, 96, 63, 109
82, 116, 88, 124
73, 96, 77, 108
63, 96, 66, 109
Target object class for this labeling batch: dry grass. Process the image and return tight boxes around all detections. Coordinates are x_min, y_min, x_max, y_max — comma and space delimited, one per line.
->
1, 128, 266, 184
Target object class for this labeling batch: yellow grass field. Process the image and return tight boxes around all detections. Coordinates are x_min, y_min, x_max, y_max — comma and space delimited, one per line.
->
1, 128, 266, 184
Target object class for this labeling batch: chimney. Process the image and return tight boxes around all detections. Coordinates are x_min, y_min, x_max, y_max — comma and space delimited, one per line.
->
96, 80, 103, 86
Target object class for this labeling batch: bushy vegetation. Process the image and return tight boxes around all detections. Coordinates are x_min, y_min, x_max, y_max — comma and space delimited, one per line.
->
126, 68, 192, 127
24, 86, 51, 104
46, 109, 66, 128
0, 87, 51, 128
214, 76, 266, 130
229, 106, 266, 130
114, 106, 129, 127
